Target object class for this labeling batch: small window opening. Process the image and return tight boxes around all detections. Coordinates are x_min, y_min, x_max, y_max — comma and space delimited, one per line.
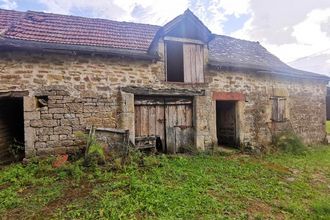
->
36, 96, 48, 108
166, 41, 184, 82
271, 97, 286, 122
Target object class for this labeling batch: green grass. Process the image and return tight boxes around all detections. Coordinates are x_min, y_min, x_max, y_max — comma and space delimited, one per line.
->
326, 121, 330, 133
0, 147, 330, 219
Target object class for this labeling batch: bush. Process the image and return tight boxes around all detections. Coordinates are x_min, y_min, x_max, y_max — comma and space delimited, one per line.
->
84, 142, 106, 167
273, 132, 306, 155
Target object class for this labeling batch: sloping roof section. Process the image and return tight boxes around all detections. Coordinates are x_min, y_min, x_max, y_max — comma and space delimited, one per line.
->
0, 9, 328, 80
0, 9, 24, 33
0, 9, 160, 52
208, 35, 328, 79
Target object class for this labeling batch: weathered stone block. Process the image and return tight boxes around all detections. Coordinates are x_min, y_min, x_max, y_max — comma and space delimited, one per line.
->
40, 113, 53, 119
49, 108, 67, 114
30, 119, 57, 127
50, 135, 59, 141
25, 111, 40, 120
54, 126, 72, 135
35, 141, 47, 148
60, 135, 68, 140
24, 96, 37, 112
36, 127, 53, 135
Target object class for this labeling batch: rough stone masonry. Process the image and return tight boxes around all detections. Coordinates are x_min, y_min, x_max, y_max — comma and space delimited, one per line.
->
0, 50, 327, 157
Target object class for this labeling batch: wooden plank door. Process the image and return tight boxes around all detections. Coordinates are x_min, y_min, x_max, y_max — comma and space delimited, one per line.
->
135, 97, 165, 151
135, 96, 194, 153
165, 97, 193, 153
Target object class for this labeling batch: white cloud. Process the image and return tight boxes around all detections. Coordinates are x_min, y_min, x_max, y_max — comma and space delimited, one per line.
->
232, 0, 330, 62
218, 0, 250, 17
292, 8, 330, 46
268, 8, 330, 62
188, 0, 251, 34
37, 0, 189, 24
0, 0, 17, 9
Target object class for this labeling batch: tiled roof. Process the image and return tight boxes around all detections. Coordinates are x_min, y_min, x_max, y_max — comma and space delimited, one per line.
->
208, 35, 327, 78
0, 9, 24, 33
0, 9, 327, 79
1, 9, 160, 52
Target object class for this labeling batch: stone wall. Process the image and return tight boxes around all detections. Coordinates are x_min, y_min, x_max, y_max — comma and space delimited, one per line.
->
23, 85, 122, 156
207, 69, 327, 147
0, 50, 327, 156
0, 51, 209, 155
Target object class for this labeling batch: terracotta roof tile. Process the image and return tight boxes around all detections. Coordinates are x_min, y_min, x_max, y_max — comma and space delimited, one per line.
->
2, 10, 160, 51
0, 9, 24, 34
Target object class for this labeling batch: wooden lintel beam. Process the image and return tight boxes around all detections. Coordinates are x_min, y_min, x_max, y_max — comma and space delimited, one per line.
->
122, 86, 205, 97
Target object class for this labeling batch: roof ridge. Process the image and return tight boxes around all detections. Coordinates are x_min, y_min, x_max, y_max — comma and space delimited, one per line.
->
24, 9, 161, 28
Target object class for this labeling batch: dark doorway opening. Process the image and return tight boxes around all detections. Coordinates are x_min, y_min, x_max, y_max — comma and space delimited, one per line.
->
216, 101, 238, 147
0, 97, 25, 164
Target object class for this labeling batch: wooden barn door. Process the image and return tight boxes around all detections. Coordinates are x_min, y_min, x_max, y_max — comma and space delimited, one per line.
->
134, 96, 193, 153
165, 97, 193, 153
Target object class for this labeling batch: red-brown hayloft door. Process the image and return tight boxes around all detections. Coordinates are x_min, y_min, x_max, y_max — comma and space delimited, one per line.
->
134, 96, 193, 153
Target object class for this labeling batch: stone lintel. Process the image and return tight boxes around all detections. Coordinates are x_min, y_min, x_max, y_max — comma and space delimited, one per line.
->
212, 91, 245, 101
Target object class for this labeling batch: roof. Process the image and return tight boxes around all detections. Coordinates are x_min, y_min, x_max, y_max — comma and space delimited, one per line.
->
0, 8, 328, 80
0, 9, 160, 52
208, 35, 328, 79
0, 9, 24, 33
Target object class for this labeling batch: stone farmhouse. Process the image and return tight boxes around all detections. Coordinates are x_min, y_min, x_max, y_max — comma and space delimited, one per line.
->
0, 9, 328, 162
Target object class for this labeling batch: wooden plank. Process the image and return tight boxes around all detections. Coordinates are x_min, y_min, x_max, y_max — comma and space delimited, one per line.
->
165, 97, 192, 105
278, 98, 285, 121
196, 45, 204, 83
0, 114, 12, 163
123, 87, 205, 97
271, 97, 286, 122
134, 98, 165, 106
176, 105, 185, 126
183, 44, 204, 83
191, 45, 197, 83
135, 106, 141, 136
155, 105, 165, 149
165, 105, 177, 153
183, 44, 192, 83
149, 105, 156, 136
185, 105, 193, 126
140, 106, 149, 136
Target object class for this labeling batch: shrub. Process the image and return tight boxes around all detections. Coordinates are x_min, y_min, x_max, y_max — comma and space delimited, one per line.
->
75, 127, 106, 167
273, 132, 306, 155
84, 142, 106, 167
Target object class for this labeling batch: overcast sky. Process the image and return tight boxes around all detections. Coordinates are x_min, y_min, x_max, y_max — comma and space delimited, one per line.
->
1, 0, 330, 63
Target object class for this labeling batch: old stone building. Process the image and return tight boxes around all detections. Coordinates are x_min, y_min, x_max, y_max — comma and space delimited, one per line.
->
0, 9, 328, 162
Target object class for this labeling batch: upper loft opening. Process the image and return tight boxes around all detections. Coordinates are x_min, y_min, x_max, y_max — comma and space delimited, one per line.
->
166, 41, 184, 82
